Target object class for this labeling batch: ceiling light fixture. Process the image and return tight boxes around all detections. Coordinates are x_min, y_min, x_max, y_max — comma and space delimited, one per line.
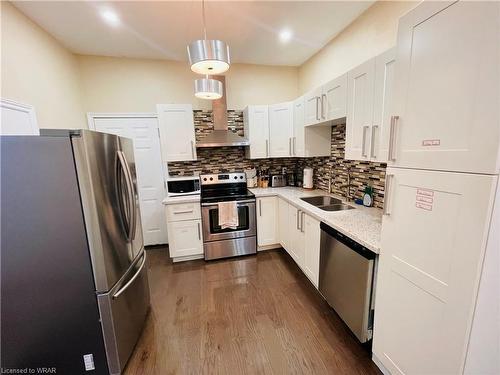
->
187, 0, 230, 75
194, 76, 223, 100
99, 8, 121, 28
279, 28, 293, 44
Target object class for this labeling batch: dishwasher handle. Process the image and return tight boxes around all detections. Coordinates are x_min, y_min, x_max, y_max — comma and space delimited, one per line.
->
320, 222, 376, 260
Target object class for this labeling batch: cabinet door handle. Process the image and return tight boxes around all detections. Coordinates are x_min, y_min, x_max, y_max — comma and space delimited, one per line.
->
370, 125, 378, 158
321, 93, 327, 119
191, 140, 195, 159
388, 116, 399, 161
301, 212, 305, 233
197, 222, 201, 240
293, 137, 296, 156
383, 174, 394, 216
265, 139, 269, 157
316, 97, 320, 121
296, 209, 301, 230
362, 125, 370, 157
259, 200, 262, 216
289, 137, 292, 156
173, 209, 194, 214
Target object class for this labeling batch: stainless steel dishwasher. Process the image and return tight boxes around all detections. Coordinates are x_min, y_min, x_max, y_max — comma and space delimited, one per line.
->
319, 222, 376, 343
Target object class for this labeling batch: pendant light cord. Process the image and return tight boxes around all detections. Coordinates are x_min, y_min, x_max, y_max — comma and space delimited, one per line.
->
202, 0, 207, 41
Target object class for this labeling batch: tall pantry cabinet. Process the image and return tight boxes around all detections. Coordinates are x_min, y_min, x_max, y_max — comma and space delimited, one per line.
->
372, 2, 500, 375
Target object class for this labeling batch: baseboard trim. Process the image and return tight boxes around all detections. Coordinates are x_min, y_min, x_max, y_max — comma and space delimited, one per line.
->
372, 353, 391, 375
258, 243, 282, 251
172, 254, 204, 263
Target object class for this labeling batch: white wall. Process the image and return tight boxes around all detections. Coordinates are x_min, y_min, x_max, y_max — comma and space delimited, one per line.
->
0, 2, 86, 129
78, 55, 298, 113
298, 1, 418, 94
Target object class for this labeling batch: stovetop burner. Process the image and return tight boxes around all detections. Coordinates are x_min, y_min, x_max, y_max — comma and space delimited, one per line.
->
200, 172, 255, 203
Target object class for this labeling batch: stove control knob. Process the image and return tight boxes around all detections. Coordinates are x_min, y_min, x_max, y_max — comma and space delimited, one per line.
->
209, 177, 213, 181
234, 176, 238, 180
240, 176, 244, 179
203, 178, 207, 181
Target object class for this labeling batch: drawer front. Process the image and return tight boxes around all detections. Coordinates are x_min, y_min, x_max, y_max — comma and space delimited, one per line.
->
165, 202, 201, 222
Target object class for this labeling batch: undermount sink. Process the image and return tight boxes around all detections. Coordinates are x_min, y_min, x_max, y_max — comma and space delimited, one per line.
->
320, 204, 355, 211
300, 196, 355, 211
300, 196, 342, 206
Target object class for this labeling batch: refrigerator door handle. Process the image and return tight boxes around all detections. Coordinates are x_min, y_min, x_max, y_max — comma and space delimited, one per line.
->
118, 151, 137, 241
112, 251, 147, 299
117, 151, 132, 240
383, 174, 394, 216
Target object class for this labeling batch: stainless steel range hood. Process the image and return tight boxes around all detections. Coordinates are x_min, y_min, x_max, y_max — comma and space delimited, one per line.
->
196, 76, 249, 148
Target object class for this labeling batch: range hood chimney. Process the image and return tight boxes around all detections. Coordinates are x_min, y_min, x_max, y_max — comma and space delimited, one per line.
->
196, 76, 250, 148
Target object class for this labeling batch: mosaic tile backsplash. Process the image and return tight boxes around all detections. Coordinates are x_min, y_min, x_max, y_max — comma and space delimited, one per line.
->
168, 110, 387, 208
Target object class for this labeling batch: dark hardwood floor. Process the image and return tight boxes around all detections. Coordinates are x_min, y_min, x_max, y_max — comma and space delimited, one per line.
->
124, 247, 381, 375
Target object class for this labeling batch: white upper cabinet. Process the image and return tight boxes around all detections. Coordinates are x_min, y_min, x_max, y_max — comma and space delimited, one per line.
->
345, 59, 375, 161
390, 1, 500, 174
269, 102, 293, 158
293, 96, 306, 157
304, 87, 322, 126
323, 73, 348, 122
373, 48, 396, 162
157, 104, 196, 162
244, 105, 269, 159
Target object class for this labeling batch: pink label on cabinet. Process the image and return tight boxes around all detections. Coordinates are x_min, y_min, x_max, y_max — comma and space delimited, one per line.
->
416, 195, 433, 204
422, 139, 441, 146
417, 189, 434, 197
416, 202, 433, 211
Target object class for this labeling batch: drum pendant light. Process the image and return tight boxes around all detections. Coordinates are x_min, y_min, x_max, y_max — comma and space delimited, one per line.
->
187, 0, 230, 75
194, 76, 223, 100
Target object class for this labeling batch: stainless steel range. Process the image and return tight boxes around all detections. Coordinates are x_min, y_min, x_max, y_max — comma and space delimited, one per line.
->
200, 172, 257, 260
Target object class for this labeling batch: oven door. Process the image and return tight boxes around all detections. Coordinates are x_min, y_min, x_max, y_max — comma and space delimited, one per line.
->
201, 200, 256, 242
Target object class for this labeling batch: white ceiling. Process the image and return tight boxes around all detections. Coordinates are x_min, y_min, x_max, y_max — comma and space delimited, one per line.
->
12, 1, 373, 66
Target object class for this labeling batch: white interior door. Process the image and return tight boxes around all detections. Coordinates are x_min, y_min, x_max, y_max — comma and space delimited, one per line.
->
269, 102, 293, 158
91, 116, 168, 246
373, 167, 497, 375
346, 59, 375, 161
1, 98, 39, 135
392, 1, 500, 174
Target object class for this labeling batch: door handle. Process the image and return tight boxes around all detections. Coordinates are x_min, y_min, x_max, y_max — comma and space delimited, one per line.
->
113, 251, 146, 299
321, 93, 327, 119
265, 139, 269, 157
117, 150, 136, 241
259, 200, 262, 216
191, 140, 196, 159
362, 126, 370, 157
316, 97, 320, 121
301, 211, 305, 233
289, 137, 292, 156
296, 209, 301, 230
388, 116, 399, 161
383, 174, 394, 216
293, 137, 296, 156
370, 125, 378, 158
197, 222, 201, 240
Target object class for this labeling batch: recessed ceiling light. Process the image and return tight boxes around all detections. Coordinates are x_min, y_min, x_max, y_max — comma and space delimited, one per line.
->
99, 9, 121, 28
279, 29, 293, 44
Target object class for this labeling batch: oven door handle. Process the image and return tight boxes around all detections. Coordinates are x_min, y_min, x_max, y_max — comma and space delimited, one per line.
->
201, 199, 256, 207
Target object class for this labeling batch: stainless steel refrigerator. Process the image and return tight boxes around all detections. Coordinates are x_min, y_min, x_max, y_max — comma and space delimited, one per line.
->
1, 130, 150, 374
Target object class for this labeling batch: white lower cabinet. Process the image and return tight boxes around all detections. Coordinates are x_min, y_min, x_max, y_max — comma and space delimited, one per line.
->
278, 198, 289, 250
256, 197, 279, 247
166, 202, 203, 260
303, 215, 321, 287
277, 198, 321, 288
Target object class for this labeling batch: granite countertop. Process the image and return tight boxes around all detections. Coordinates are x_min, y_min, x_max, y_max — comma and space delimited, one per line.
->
249, 187, 382, 254
162, 194, 200, 205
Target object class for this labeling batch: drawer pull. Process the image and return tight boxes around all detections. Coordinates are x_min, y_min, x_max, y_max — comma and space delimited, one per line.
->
173, 209, 194, 214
